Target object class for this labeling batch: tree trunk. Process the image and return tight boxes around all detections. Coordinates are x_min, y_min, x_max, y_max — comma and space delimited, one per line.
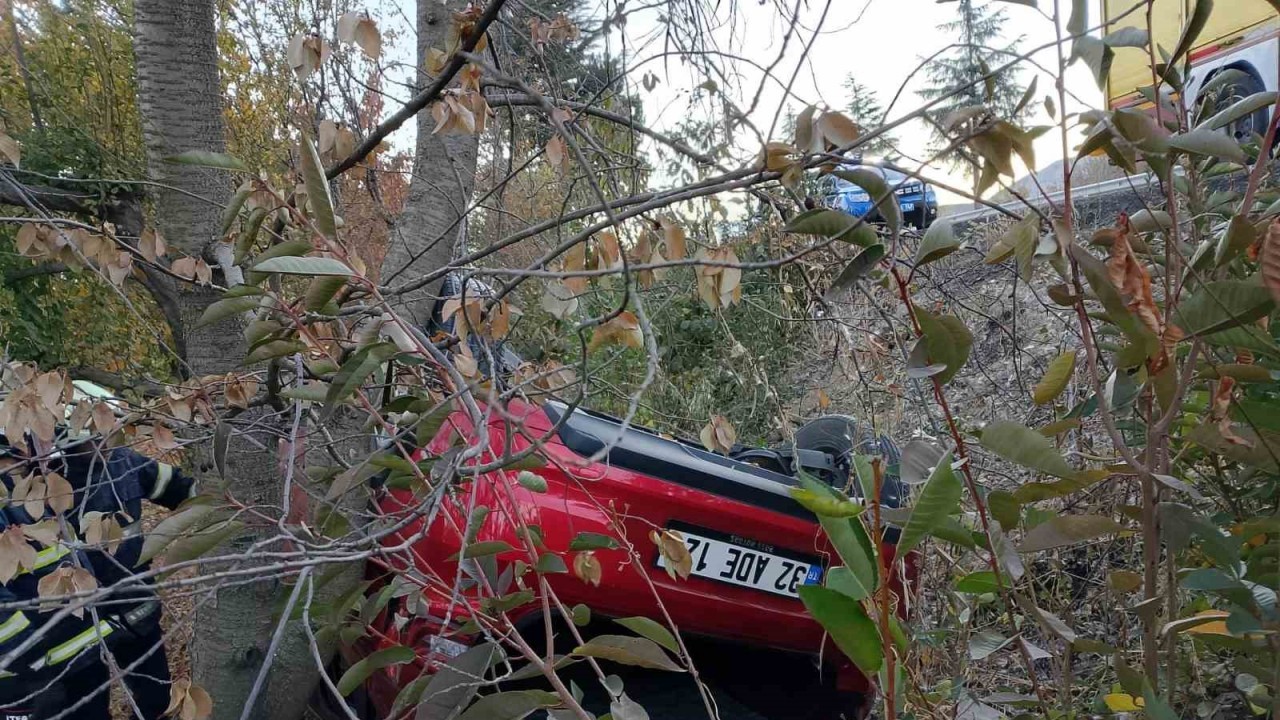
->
133, 3, 334, 719
380, 0, 480, 322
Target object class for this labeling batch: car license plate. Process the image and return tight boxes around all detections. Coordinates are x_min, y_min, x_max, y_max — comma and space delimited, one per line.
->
655, 523, 823, 599
900, 202, 915, 211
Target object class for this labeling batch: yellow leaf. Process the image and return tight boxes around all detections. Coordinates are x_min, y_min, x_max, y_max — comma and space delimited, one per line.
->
573, 551, 601, 586
1103, 693, 1143, 712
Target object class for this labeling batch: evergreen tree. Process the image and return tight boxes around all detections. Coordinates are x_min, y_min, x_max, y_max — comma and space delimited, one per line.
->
918, 0, 1026, 167
841, 77, 894, 156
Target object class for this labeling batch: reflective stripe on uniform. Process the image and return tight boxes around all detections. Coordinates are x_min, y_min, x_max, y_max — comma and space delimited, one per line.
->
44, 620, 112, 666
150, 463, 174, 500
34, 543, 70, 570
0, 612, 29, 643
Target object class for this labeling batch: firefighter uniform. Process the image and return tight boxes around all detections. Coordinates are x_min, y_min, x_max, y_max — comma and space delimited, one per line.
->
0, 430, 196, 719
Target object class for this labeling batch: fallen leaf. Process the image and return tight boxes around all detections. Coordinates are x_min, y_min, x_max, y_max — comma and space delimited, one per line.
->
699, 415, 736, 454
573, 551, 602, 586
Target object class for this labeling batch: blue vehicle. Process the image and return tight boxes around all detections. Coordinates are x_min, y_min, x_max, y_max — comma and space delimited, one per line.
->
824, 162, 938, 229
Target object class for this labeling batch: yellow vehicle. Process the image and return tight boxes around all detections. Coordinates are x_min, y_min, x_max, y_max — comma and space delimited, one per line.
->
1103, 0, 1278, 139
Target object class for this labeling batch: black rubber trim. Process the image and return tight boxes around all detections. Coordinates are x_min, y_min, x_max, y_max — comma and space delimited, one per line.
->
543, 402, 813, 520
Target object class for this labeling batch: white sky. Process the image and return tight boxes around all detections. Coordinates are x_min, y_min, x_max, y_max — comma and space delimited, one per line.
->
615, 0, 1107, 204
373, 0, 1109, 205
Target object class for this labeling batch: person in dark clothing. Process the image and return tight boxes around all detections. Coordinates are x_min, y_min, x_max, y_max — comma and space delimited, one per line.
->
0, 428, 197, 719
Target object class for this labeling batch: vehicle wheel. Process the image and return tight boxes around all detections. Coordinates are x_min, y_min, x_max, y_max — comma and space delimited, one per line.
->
1200, 68, 1268, 144
794, 416, 902, 506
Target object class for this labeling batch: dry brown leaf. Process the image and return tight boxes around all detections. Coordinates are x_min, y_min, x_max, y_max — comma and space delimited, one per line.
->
817, 388, 831, 410
1263, 219, 1280, 305
693, 247, 742, 310
170, 257, 198, 281
337, 12, 381, 60
540, 281, 579, 320
67, 400, 93, 436
425, 47, 449, 75
0, 525, 37, 583
37, 566, 97, 617
545, 135, 568, 172
650, 529, 692, 580
588, 312, 643, 352
0, 130, 19, 167
193, 258, 213, 286
138, 228, 167, 262
658, 217, 687, 259
165, 678, 214, 720
1210, 376, 1252, 447
699, 415, 737, 455
561, 242, 588, 293
573, 551, 602, 586
223, 373, 259, 410
459, 64, 483, 93
91, 402, 116, 434
153, 424, 179, 452
815, 110, 861, 149
80, 511, 125, 555
287, 34, 329, 82
597, 231, 623, 272
45, 471, 74, 515
761, 141, 796, 172
22, 518, 61, 547
13, 472, 48, 519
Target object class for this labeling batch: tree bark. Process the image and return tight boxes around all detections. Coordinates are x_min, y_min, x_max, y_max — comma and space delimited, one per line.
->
132, 3, 334, 719
379, 0, 480, 322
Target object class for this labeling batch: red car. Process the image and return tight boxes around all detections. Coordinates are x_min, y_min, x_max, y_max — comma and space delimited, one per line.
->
331, 388, 911, 720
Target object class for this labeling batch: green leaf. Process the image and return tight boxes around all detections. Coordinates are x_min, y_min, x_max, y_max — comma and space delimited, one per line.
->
824, 244, 885, 301
139, 500, 218, 564
1129, 209, 1173, 234
1012, 469, 1111, 503
783, 208, 878, 247
163, 518, 244, 565
980, 420, 1078, 479
164, 150, 250, 172
246, 240, 314, 284
305, 275, 348, 311
1103, 27, 1148, 48
797, 471, 878, 595
825, 566, 870, 601
1200, 91, 1279, 132
1167, 128, 1246, 164
323, 342, 399, 419
245, 340, 306, 364
915, 220, 960, 266
1215, 215, 1257, 267
916, 310, 972, 385
797, 585, 883, 675
1032, 351, 1076, 405
337, 645, 416, 696
1066, 0, 1087, 35
395, 642, 495, 720
535, 553, 567, 574
235, 207, 269, 264
1069, 244, 1159, 357
572, 635, 683, 672
986, 490, 1021, 530
280, 381, 330, 403
1018, 515, 1124, 552
1164, 0, 1214, 81
456, 690, 561, 720
613, 616, 679, 653
516, 471, 547, 493
220, 186, 253, 238
455, 541, 514, 560
569, 532, 618, 551
790, 488, 864, 518
955, 571, 1000, 594
1174, 279, 1275, 336
300, 132, 337, 240
571, 604, 591, 626
832, 168, 902, 240
253, 255, 354, 277
196, 296, 259, 329
896, 452, 963, 556
969, 630, 1012, 660
1202, 325, 1280, 357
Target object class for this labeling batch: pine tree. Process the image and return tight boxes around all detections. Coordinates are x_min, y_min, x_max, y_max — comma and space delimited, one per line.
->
918, 0, 1026, 166
841, 77, 894, 156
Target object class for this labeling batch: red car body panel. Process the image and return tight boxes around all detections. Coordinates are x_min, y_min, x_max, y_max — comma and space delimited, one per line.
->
359, 398, 912, 715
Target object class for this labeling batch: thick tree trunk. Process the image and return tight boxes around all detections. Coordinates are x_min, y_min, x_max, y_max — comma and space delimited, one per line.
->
133, 3, 334, 719
380, 0, 480, 323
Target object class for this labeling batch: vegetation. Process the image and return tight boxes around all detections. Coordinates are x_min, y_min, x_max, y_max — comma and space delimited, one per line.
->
0, 0, 1277, 718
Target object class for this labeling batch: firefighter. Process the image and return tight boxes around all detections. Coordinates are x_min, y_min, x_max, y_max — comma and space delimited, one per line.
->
0, 426, 196, 719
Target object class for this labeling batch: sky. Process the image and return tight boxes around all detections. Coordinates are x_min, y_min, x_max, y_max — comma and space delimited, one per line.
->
614, 0, 1107, 205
